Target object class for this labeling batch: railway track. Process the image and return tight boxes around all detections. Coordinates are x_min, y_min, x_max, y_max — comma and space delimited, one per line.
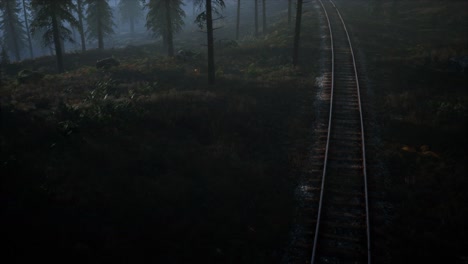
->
310, 0, 371, 263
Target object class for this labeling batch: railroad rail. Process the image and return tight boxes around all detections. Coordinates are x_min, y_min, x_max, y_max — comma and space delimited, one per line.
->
310, 0, 371, 263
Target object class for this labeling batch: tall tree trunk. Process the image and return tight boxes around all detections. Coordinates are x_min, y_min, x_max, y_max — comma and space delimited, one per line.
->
97, 1, 104, 50
262, 0, 267, 34
165, 0, 174, 57
288, 0, 292, 24
206, 0, 215, 85
72, 26, 79, 50
51, 12, 64, 73
77, 0, 86, 52
5, 1, 20, 61
293, 0, 303, 66
236, 0, 240, 40
22, 0, 33, 58
60, 37, 65, 55
254, 0, 258, 37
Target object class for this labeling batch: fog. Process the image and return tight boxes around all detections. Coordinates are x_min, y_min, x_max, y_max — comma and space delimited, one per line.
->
1, 1, 467, 263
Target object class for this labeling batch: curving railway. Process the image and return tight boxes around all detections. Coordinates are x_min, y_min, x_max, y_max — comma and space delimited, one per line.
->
309, 0, 371, 263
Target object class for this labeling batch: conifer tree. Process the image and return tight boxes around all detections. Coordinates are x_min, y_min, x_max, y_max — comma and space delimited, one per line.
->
262, 0, 266, 34
85, 0, 114, 50
235, 0, 240, 40
21, 0, 34, 58
0, 0, 27, 61
30, 0, 78, 72
118, 0, 143, 35
144, 0, 185, 57
75, 0, 86, 51
195, 0, 225, 85
254, 0, 258, 37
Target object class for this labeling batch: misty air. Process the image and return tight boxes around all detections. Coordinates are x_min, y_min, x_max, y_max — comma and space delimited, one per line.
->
0, 0, 467, 263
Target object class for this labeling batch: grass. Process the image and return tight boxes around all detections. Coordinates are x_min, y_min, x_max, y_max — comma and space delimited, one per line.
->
337, 0, 468, 262
0, 9, 317, 263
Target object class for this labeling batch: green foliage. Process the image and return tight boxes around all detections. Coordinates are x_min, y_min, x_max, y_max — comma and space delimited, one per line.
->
0, 0, 27, 61
194, 0, 225, 29
118, 0, 143, 25
30, 0, 79, 47
85, 0, 114, 45
144, 0, 185, 38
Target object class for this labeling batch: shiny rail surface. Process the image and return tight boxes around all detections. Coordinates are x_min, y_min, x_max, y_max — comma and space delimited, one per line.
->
311, 0, 371, 263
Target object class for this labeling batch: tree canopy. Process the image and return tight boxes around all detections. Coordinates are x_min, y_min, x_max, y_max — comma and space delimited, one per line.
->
144, 0, 185, 56
118, 0, 143, 34
85, 0, 114, 50
30, 0, 78, 72
0, 0, 27, 61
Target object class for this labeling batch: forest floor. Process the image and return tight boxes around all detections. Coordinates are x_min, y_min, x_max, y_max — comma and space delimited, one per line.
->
337, 0, 468, 263
0, 5, 319, 264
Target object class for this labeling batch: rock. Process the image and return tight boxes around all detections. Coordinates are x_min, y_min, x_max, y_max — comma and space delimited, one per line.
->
16, 69, 44, 84
96, 57, 120, 69
176, 49, 197, 61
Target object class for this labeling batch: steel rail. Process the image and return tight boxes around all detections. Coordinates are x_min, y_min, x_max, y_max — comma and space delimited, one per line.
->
329, 1, 371, 263
311, 0, 334, 262
311, 0, 371, 263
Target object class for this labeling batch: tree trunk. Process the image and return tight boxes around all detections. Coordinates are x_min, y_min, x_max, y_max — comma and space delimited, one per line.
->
262, 0, 267, 34
22, 0, 34, 59
288, 0, 292, 24
236, 0, 240, 40
293, 0, 303, 66
165, 0, 174, 57
77, 0, 86, 52
59, 37, 65, 55
206, 0, 215, 85
5, 1, 20, 61
51, 12, 64, 73
254, 0, 258, 37
97, 2, 104, 50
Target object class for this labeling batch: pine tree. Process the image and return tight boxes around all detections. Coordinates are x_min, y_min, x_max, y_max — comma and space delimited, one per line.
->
0, 0, 27, 61
254, 0, 258, 37
235, 0, 240, 40
21, 0, 34, 58
118, 0, 143, 35
29, 4, 50, 56
195, 0, 225, 85
144, 0, 185, 57
30, 0, 79, 73
85, 0, 114, 50
262, 0, 266, 34
75, 0, 86, 51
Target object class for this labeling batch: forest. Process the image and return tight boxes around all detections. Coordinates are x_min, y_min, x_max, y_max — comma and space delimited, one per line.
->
0, 0, 467, 263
